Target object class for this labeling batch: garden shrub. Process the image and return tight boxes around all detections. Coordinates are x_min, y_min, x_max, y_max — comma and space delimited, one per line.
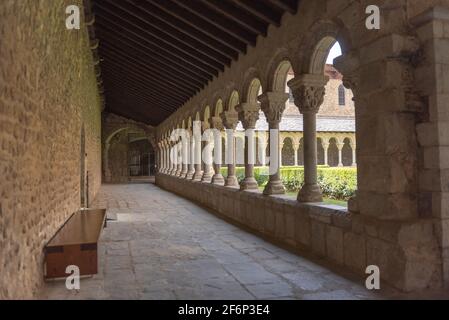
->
220, 165, 356, 200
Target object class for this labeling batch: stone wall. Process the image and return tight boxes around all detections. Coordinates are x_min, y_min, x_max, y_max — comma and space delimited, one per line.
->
102, 113, 155, 183
0, 0, 102, 298
157, 173, 443, 291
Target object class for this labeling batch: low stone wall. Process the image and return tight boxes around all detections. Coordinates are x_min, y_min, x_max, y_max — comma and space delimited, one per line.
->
156, 175, 359, 270
156, 173, 444, 292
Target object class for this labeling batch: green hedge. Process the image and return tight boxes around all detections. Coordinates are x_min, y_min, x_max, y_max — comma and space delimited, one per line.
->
220, 166, 357, 201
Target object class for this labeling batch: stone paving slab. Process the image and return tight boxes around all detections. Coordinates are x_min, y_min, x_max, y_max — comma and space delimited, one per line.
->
39, 183, 449, 300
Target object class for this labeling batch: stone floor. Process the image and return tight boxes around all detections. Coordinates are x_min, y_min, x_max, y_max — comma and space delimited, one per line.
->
40, 183, 448, 300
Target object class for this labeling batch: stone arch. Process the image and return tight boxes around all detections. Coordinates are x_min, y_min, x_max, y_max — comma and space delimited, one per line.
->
227, 90, 240, 111
293, 19, 353, 76
342, 137, 352, 166
266, 49, 293, 93
317, 137, 325, 165
282, 137, 294, 166
298, 137, 304, 166
203, 105, 211, 122
235, 134, 245, 167
328, 137, 339, 167
214, 98, 224, 117
187, 117, 192, 130
241, 68, 263, 104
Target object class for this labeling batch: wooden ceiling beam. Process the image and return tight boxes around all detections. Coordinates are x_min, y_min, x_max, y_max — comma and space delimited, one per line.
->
99, 40, 206, 91
98, 0, 232, 66
100, 59, 195, 100
198, 0, 267, 36
145, 0, 247, 53
171, 0, 257, 46
124, 0, 239, 60
95, 17, 220, 76
94, 4, 227, 71
230, 0, 281, 26
96, 28, 212, 83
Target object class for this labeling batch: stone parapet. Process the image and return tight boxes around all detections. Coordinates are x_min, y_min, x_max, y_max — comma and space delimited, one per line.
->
156, 173, 444, 292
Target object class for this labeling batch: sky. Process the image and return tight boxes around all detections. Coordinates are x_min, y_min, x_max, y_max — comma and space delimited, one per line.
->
326, 42, 342, 65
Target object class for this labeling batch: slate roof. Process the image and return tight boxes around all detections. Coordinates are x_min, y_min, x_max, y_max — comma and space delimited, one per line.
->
236, 113, 355, 132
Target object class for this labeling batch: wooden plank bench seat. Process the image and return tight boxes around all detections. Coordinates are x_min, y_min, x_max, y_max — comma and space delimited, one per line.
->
44, 208, 107, 279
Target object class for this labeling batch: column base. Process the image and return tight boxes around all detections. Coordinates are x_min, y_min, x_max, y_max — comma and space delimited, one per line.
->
186, 170, 195, 180
225, 175, 239, 187
263, 180, 285, 195
179, 171, 188, 178
201, 171, 213, 183
297, 183, 323, 202
211, 174, 225, 185
240, 177, 258, 191
193, 171, 203, 181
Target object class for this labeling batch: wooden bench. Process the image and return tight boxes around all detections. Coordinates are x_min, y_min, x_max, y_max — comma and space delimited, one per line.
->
44, 208, 107, 279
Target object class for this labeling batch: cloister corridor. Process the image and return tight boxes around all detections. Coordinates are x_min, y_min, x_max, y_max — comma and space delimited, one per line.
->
40, 183, 447, 300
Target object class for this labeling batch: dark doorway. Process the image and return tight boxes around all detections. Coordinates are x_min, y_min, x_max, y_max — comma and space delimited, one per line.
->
128, 139, 155, 177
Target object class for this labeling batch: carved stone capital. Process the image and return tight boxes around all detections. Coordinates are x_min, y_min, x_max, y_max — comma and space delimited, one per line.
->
236, 103, 259, 129
258, 92, 289, 126
333, 51, 361, 96
201, 121, 210, 131
211, 116, 224, 130
287, 74, 328, 115
221, 111, 239, 130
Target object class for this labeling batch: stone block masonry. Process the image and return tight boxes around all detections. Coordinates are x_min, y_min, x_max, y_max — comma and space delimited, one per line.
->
157, 173, 443, 292
0, 0, 102, 298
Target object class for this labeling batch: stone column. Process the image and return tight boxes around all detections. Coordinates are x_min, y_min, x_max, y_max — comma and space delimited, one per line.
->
337, 142, 344, 167
180, 133, 188, 178
192, 122, 203, 181
186, 131, 195, 179
350, 141, 356, 166
175, 141, 182, 176
201, 121, 213, 183
157, 142, 162, 173
164, 142, 169, 173
236, 103, 260, 191
260, 137, 267, 166
168, 142, 175, 175
288, 74, 327, 202
323, 141, 329, 166
171, 142, 178, 175
221, 110, 239, 187
279, 142, 284, 167
293, 142, 299, 166
259, 92, 288, 194
211, 116, 225, 185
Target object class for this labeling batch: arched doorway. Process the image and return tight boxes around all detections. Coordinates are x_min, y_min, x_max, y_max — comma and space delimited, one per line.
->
128, 138, 155, 177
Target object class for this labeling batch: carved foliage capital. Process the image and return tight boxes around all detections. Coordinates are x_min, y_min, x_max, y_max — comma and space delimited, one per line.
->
221, 111, 239, 130
258, 92, 288, 125
236, 103, 259, 129
211, 116, 224, 130
288, 74, 327, 114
